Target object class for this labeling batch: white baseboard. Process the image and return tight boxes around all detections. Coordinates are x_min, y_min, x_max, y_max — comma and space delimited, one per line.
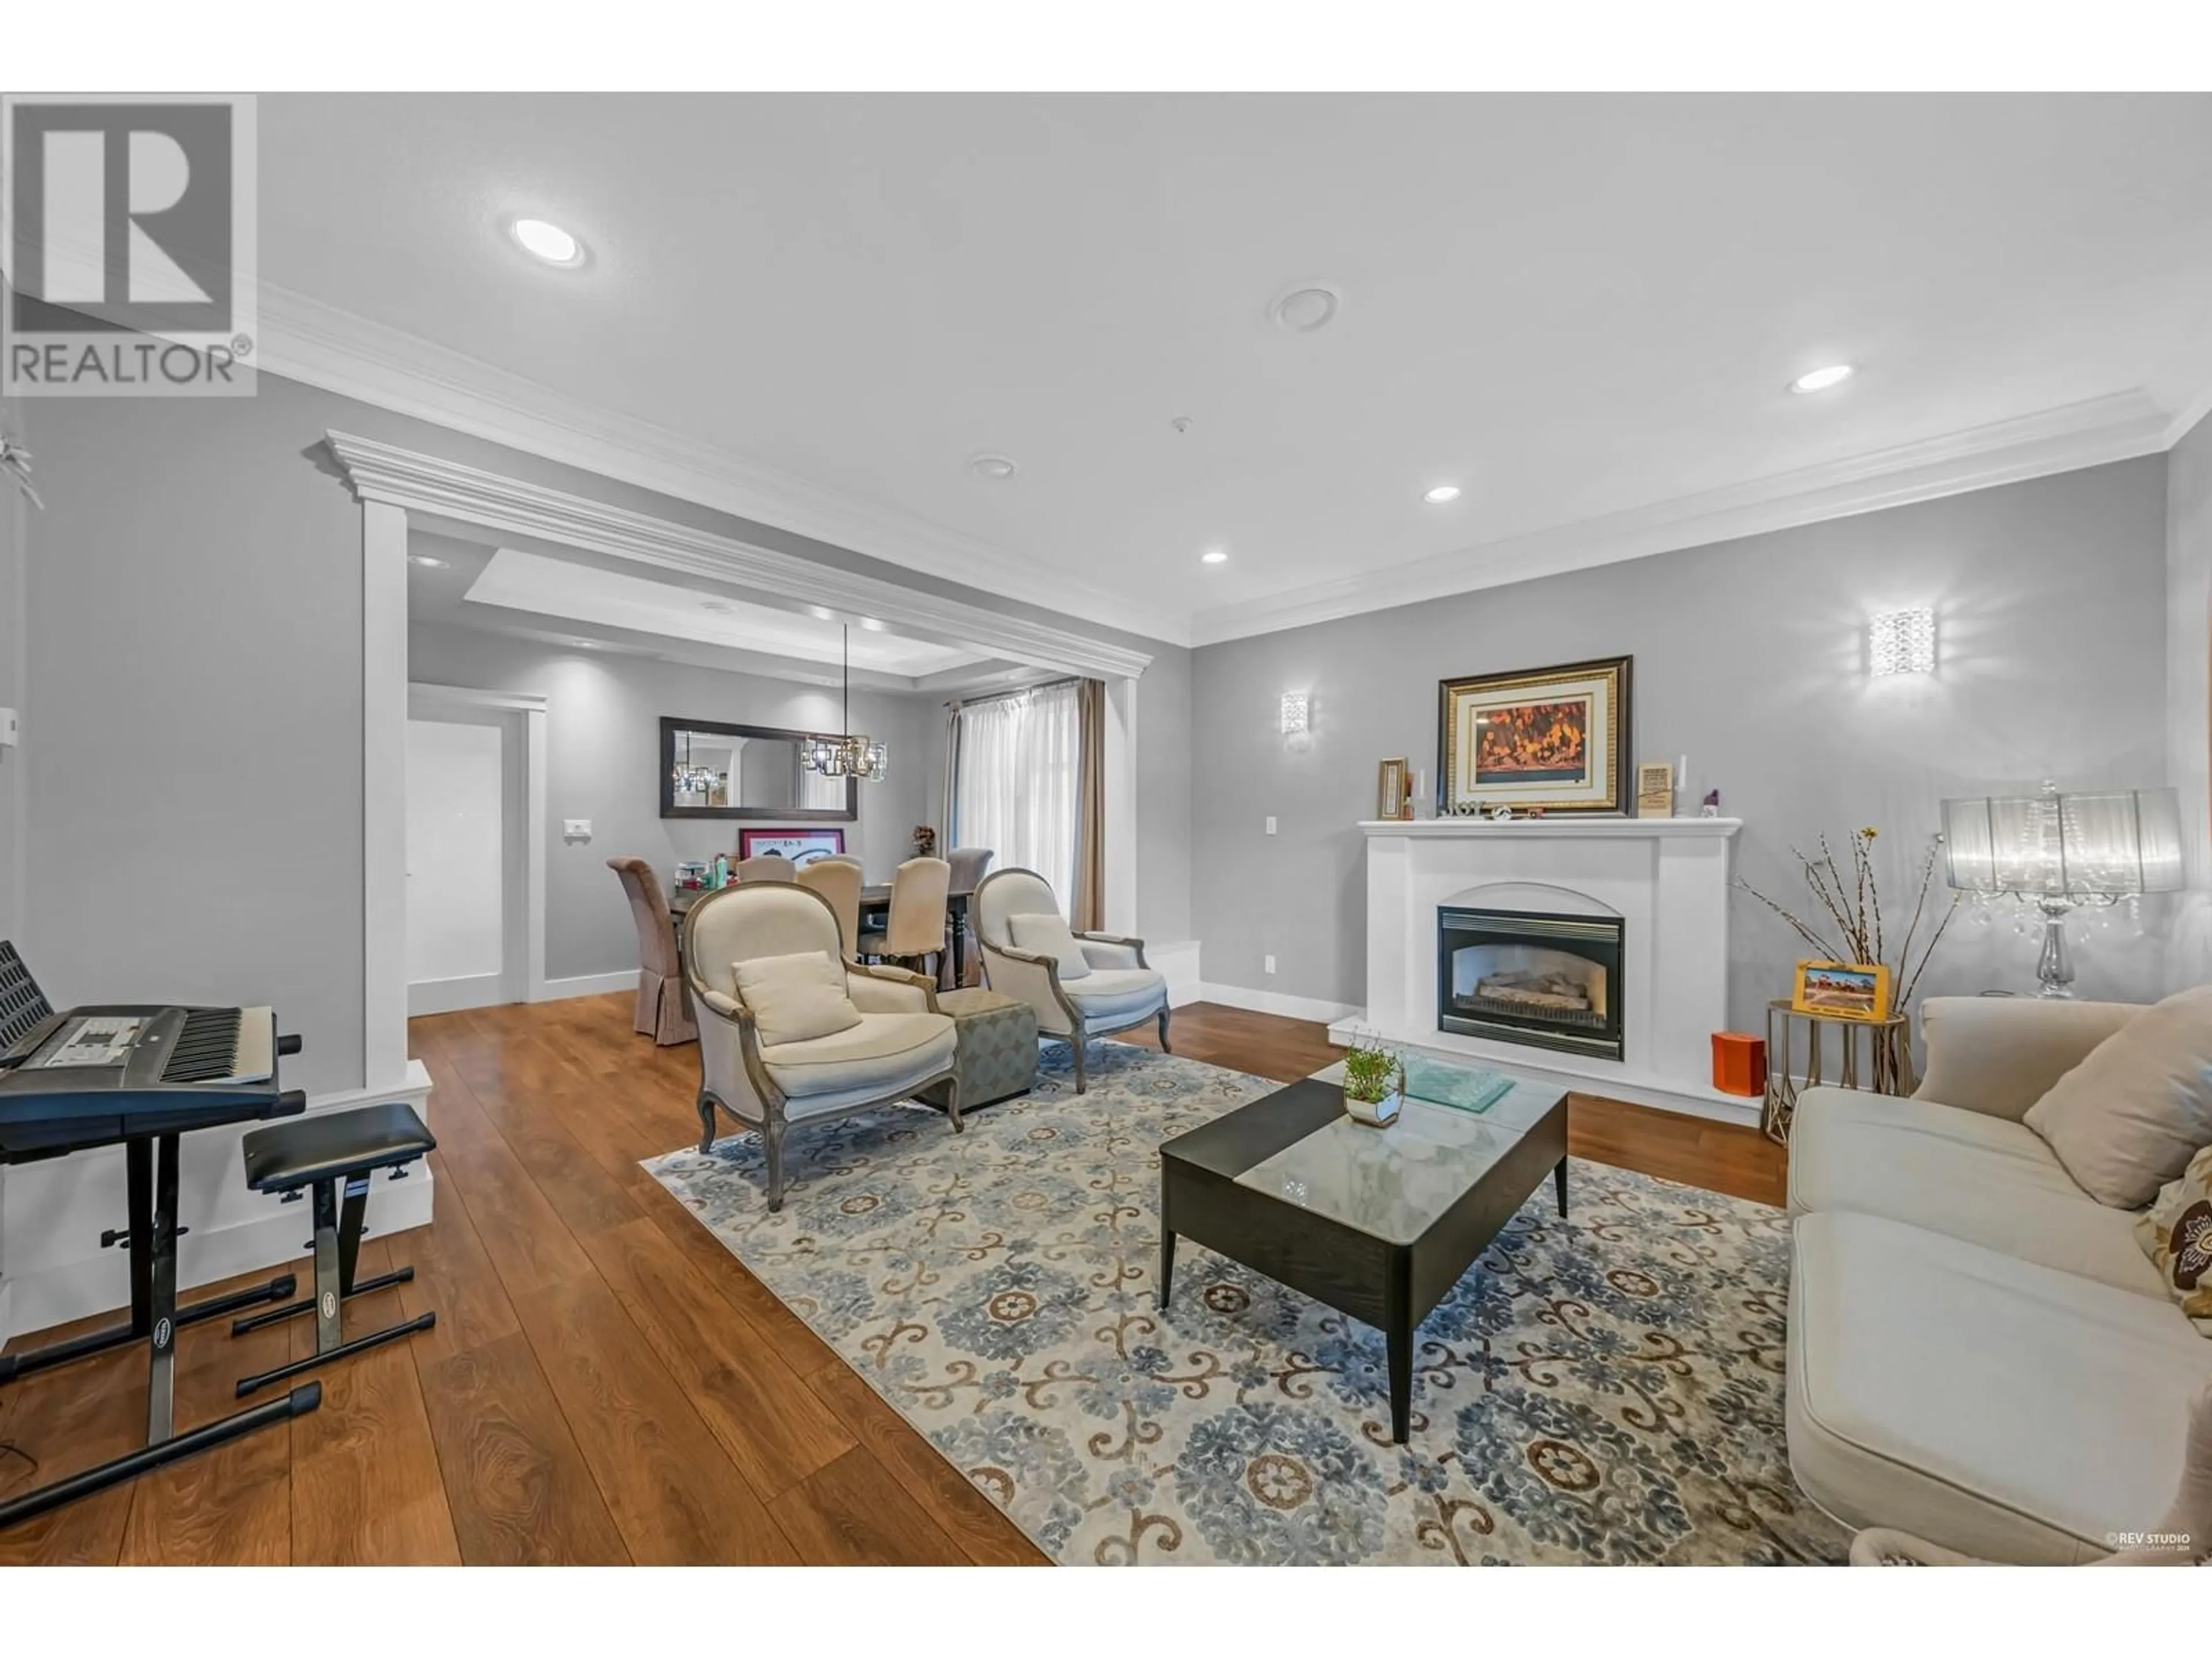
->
0, 1061, 438, 1341
1324, 1012, 1761, 1128
536, 969, 639, 1001
1152, 940, 1202, 1007
1196, 981, 1362, 1025
408, 971, 509, 1016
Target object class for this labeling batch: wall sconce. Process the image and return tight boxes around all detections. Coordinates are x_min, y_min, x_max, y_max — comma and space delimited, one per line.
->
1281, 691, 1311, 752
1869, 607, 1936, 676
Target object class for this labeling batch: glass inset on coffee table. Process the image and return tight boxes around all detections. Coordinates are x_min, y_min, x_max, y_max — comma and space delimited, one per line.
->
1157, 1057, 1567, 1443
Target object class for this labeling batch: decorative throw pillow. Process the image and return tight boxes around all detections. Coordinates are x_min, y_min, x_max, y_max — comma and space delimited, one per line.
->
733, 950, 863, 1047
2024, 984, 2212, 1209
1008, 912, 1092, 980
2137, 1146, 2212, 1336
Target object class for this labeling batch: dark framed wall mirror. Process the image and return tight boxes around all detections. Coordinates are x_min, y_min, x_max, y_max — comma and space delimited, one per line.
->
660, 717, 857, 821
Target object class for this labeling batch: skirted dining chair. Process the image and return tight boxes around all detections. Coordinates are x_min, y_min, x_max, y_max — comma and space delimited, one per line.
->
796, 857, 863, 956
605, 855, 697, 1046
682, 882, 960, 1210
973, 867, 1169, 1092
736, 854, 798, 882
857, 856, 952, 979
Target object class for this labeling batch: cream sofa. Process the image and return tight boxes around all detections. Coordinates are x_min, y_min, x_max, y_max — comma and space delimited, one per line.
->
1786, 995, 2206, 1563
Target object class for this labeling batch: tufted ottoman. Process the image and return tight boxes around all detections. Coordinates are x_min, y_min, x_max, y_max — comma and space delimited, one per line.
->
921, 987, 1039, 1115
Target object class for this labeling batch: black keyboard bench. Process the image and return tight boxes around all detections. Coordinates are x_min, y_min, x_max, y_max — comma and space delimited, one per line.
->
229, 1101, 438, 1396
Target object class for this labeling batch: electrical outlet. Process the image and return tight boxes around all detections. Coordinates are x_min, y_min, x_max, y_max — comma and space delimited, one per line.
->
1264, 954, 1277, 975
562, 819, 593, 840
1264, 815, 1277, 835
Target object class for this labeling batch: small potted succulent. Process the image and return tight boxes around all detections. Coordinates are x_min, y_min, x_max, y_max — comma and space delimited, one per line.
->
1341, 1033, 1405, 1128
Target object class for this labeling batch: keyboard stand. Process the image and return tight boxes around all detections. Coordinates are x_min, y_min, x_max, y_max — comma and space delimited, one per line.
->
0, 1131, 321, 1531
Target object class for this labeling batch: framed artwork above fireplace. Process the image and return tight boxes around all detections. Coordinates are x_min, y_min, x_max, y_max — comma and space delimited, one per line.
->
1437, 654, 1631, 815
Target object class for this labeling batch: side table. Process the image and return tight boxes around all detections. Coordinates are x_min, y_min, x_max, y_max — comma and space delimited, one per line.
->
919, 987, 1039, 1115
1762, 999, 1915, 1145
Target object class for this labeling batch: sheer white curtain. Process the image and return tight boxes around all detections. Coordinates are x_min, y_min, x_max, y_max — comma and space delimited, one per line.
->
951, 681, 1081, 916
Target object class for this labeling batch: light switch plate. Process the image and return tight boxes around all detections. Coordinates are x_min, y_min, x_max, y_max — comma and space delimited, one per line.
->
0, 707, 16, 747
562, 819, 592, 840
1264, 815, 1277, 835
1264, 954, 1277, 975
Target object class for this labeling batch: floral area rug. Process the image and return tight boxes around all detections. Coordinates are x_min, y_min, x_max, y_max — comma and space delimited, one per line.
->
643, 1042, 1847, 1566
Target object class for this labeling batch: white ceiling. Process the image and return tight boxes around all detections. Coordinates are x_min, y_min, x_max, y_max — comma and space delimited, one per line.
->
257, 93, 2212, 646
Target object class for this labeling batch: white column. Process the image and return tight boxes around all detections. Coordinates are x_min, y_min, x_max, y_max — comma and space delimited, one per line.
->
362, 499, 410, 1091
523, 704, 549, 1002
1104, 676, 1138, 935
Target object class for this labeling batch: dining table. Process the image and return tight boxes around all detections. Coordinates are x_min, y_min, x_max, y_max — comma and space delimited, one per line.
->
670, 880, 975, 989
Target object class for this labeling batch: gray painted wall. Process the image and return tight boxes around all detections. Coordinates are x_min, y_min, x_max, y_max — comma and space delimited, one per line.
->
0, 397, 25, 948
12, 369, 1188, 1094
2171, 410, 2212, 988
408, 620, 942, 981
1191, 455, 2178, 1025
20, 389, 369, 1094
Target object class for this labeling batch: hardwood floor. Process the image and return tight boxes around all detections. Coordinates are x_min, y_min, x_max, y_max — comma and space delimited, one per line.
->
0, 997, 1786, 1565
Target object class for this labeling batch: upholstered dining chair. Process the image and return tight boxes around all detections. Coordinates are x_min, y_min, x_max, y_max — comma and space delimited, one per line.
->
973, 867, 1169, 1092
605, 855, 697, 1046
737, 854, 798, 882
796, 857, 863, 957
944, 847, 994, 987
857, 856, 952, 979
682, 882, 960, 1210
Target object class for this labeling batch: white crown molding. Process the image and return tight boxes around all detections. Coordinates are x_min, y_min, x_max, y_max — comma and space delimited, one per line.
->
328, 430, 1153, 683
2164, 378, 2212, 450
270, 282, 2202, 654
258, 283, 1184, 649
1188, 389, 2176, 646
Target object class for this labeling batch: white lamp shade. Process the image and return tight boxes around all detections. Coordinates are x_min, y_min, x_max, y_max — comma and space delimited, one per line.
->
1943, 786, 2184, 897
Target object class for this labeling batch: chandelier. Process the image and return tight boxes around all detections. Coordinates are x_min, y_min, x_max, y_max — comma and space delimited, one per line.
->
800, 624, 890, 782
669, 729, 725, 799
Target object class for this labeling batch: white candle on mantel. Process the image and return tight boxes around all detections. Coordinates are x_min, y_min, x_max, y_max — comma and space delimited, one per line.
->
1676, 754, 1687, 793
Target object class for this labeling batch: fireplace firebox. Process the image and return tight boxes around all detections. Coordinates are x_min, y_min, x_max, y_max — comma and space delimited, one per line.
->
1437, 905, 1624, 1061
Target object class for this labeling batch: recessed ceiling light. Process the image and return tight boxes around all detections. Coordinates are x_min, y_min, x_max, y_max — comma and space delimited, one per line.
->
859, 618, 885, 632
1790, 363, 1855, 395
1201, 550, 1229, 566
970, 455, 1017, 480
509, 217, 586, 268
1271, 283, 1342, 334
1422, 484, 1462, 505
570, 639, 597, 649
699, 598, 734, 613
407, 552, 448, 569
808, 605, 835, 621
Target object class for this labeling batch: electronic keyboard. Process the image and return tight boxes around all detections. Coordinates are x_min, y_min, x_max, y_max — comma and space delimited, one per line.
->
0, 944, 302, 1160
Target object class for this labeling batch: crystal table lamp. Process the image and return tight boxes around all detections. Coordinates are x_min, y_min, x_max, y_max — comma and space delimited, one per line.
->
1941, 782, 2183, 997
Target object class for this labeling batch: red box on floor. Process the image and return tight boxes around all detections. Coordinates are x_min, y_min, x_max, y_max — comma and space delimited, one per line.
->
1712, 1031, 1765, 1097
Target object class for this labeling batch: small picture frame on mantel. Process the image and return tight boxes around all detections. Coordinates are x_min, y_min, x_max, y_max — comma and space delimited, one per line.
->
1635, 761, 1675, 818
1376, 757, 1410, 820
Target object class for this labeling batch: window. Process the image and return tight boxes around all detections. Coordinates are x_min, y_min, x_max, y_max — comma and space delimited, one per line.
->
950, 680, 1081, 915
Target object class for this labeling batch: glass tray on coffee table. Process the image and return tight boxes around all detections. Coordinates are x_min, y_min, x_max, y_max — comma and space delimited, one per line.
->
1157, 1053, 1568, 1443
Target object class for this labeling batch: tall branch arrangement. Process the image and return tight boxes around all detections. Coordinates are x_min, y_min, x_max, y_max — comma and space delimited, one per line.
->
0, 430, 40, 510
1735, 827, 1960, 1013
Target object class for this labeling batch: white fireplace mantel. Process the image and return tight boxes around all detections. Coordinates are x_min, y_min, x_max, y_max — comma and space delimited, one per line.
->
1339, 815, 1753, 1124
1360, 817, 1744, 840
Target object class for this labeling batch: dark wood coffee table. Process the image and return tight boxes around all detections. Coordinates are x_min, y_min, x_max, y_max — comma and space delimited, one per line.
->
1158, 1066, 1568, 1444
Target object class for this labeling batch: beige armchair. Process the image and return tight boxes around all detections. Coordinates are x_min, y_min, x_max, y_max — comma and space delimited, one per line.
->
682, 882, 960, 1211
973, 867, 1169, 1093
